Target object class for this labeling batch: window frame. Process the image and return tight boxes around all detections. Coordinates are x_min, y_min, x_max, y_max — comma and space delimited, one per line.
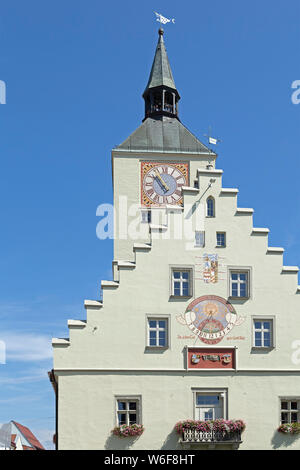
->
252, 316, 275, 349
192, 388, 228, 420
206, 196, 215, 218
141, 209, 151, 224
170, 266, 194, 298
146, 315, 170, 349
279, 397, 300, 425
216, 232, 226, 248
195, 231, 205, 248
114, 395, 142, 427
228, 267, 251, 299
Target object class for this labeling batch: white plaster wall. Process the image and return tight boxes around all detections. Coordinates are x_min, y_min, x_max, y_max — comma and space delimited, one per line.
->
57, 372, 300, 450
53, 151, 300, 450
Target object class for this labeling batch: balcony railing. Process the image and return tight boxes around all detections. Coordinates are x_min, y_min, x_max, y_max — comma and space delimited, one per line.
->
181, 429, 242, 448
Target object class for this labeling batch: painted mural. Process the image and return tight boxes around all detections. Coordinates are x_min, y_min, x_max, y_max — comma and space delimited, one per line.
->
176, 295, 245, 345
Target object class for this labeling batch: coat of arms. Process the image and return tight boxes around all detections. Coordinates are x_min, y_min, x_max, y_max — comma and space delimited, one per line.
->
203, 254, 218, 283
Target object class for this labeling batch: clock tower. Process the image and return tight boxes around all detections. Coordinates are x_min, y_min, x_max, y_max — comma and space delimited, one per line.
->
112, 28, 215, 260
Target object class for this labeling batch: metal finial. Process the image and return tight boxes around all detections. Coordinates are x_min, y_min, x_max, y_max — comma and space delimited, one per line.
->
159, 28, 164, 35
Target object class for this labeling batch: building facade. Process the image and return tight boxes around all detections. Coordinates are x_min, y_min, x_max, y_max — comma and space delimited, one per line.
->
51, 29, 300, 450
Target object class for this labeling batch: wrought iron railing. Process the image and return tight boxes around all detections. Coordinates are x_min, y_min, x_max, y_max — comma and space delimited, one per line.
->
182, 429, 242, 443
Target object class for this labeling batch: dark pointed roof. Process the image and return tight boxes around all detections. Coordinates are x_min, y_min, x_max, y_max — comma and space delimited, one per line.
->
115, 29, 215, 156
116, 116, 213, 154
143, 28, 177, 95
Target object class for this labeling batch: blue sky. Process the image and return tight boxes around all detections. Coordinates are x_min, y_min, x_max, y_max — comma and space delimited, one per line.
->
0, 0, 300, 449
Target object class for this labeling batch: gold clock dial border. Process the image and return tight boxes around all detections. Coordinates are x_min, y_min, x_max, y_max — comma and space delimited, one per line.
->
141, 161, 189, 207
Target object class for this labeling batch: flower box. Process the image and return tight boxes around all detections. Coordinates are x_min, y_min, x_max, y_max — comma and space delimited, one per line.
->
175, 418, 246, 434
278, 423, 300, 434
112, 424, 144, 438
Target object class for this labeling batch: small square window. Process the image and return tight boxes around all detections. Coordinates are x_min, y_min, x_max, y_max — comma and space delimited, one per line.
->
280, 399, 300, 425
147, 318, 168, 348
141, 210, 151, 223
216, 232, 226, 247
116, 398, 141, 426
195, 231, 205, 247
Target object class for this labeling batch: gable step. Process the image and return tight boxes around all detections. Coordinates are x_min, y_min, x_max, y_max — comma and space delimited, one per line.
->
84, 300, 103, 309
182, 186, 199, 193
252, 228, 269, 234
282, 266, 299, 273
116, 261, 136, 269
236, 208, 254, 214
133, 243, 151, 250
220, 188, 239, 195
52, 338, 70, 346
67, 320, 86, 328
267, 247, 284, 254
198, 169, 223, 176
101, 280, 119, 288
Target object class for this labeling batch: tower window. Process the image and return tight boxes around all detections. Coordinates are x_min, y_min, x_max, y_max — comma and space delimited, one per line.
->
207, 197, 215, 217
195, 231, 205, 247
164, 92, 174, 113
216, 232, 226, 247
141, 210, 151, 223
153, 92, 162, 112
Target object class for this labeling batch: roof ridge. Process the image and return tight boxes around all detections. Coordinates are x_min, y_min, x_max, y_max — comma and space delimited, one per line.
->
12, 420, 45, 450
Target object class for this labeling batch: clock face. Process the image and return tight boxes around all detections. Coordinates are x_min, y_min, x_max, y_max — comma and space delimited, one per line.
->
141, 162, 189, 206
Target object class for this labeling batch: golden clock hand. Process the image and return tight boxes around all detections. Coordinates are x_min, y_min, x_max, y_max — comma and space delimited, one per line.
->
154, 169, 170, 192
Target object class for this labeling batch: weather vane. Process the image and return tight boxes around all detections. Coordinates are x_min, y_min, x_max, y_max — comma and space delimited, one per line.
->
154, 11, 175, 27
204, 126, 222, 147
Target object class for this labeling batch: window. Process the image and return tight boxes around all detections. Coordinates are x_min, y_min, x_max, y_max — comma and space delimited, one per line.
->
253, 319, 274, 348
195, 231, 205, 247
147, 318, 168, 348
194, 391, 226, 421
171, 269, 192, 297
280, 399, 300, 424
230, 271, 249, 298
216, 232, 226, 247
116, 397, 141, 426
207, 197, 215, 217
194, 180, 199, 189
141, 210, 151, 223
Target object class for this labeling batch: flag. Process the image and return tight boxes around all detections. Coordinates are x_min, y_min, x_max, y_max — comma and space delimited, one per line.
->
154, 12, 175, 25
209, 137, 218, 145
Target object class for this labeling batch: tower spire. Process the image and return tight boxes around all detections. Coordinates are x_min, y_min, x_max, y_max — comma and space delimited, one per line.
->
143, 28, 180, 121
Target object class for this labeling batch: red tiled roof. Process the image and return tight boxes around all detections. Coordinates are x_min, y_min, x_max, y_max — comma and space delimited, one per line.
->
12, 421, 44, 450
